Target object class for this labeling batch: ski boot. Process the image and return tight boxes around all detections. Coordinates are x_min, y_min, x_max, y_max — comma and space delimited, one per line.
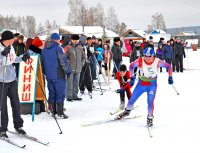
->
116, 109, 131, 120
0, 131, 8, 138
147, 115, 154, 127
15, 127, 26, 135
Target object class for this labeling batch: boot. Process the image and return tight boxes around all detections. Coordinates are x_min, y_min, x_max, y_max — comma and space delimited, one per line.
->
49, 103, 57, 115
15, 127, 26, 135
0, 131, 8, 138
57, 103, 68, 119
116, 109, 131, 119
147, 115, 154, 127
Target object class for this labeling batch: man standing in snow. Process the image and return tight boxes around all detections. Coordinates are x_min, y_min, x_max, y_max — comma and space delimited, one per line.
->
41, 33, 71, 119
64, 34, 85, 102
0, 30, 30, 138
116, 47, 173, 127
79, 37, 93, 96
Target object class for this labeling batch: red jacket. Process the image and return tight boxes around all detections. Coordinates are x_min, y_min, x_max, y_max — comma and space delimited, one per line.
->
116, 71, 131, 90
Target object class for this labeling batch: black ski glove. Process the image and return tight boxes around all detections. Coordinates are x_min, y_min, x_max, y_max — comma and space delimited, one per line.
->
1, 46, 11, 56
22, 53, 30, 62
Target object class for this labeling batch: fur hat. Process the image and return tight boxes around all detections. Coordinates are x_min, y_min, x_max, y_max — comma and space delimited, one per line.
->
50, 33, 60, 40
114, 37, 120, 42
71, 34, 79, 40
32, 38, 43, 47
1, 30, 14, 41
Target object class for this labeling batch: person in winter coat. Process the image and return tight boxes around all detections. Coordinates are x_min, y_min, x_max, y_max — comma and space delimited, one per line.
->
13, 35, 27, 78
103, 44, 112, 76
41, 33, 71, 119
163, 40, 173, 72
64, 34, 85, 102
130, 41, 143, 76
170, 39, 176, 72
27, 37, 46, 113
115, 64, 132, 110
116, 47, 173, 127
156, 45, 164, 72
173, 38, 186, 72
111, 37, 123, 78
0, 30, 30, 138
96, 40, 104, 74
79, 37, 93, 96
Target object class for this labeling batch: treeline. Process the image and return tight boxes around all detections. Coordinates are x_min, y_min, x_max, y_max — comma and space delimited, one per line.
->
67, 0, 127, 35
0, 0, 128, 37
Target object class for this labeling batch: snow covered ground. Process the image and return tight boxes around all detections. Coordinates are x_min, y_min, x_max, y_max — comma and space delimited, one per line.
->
1, 49, 200, 153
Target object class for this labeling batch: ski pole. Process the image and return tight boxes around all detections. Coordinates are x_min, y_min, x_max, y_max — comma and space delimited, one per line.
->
172, 84, 180, 95
0, 56, 8, 127
28, 59, 63, 134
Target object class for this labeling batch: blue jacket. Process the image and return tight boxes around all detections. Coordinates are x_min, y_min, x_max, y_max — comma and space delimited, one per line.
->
41, 41, 71, 80
96, 47, 104, 61
163, 45, 173, 60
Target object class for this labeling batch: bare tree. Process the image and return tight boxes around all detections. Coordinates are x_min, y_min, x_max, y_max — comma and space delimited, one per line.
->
66, 0, 86, 26
146, 24, 153, 33
26, 16, 36, 37
104, 7, 119, 32
151, 12, 166, 30
115, 22, 127, 36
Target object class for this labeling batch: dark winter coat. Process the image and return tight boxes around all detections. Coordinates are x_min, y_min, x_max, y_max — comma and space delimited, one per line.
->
130, 46, 143, 62
174, 42, 186, 58
163, 44, 173, 60
111, 43, 122, 63
28, 44, 42, 55
41, 41, 71, 80
13, 42, 26, 56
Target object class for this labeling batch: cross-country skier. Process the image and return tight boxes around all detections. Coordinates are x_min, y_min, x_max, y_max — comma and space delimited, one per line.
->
115, 64, 132, 110
116, 47, 174, 127
0, 30, 30, 138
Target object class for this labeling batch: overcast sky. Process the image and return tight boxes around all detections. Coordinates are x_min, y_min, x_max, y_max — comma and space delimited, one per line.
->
1, 0, 200, 30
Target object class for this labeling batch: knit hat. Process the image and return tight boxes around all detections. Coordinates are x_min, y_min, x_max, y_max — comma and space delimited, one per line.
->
71, 34, 79, 40
143, 47, 154, 56
32, 38, 43, 47
1, 30, 14, 41
50, 33, 60, 40
114, 37, 120, 42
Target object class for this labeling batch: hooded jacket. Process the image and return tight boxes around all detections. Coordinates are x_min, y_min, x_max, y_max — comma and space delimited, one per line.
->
41, 41, 71, 80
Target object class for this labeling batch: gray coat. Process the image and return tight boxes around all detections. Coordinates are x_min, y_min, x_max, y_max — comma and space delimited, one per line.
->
64, 43, 85, 73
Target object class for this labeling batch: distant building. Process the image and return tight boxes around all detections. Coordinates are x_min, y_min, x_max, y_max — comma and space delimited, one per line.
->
165, 26, 200, 36
38, 25, 118, 40
120, 29, 146, 40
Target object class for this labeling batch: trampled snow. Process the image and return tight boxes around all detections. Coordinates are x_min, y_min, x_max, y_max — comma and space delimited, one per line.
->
1, 49, 200, 153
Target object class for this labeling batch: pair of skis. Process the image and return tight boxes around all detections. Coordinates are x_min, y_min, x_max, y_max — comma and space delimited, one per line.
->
81, 115, 141, 127
81, 112, 153, 138
0, 131, 49, 149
